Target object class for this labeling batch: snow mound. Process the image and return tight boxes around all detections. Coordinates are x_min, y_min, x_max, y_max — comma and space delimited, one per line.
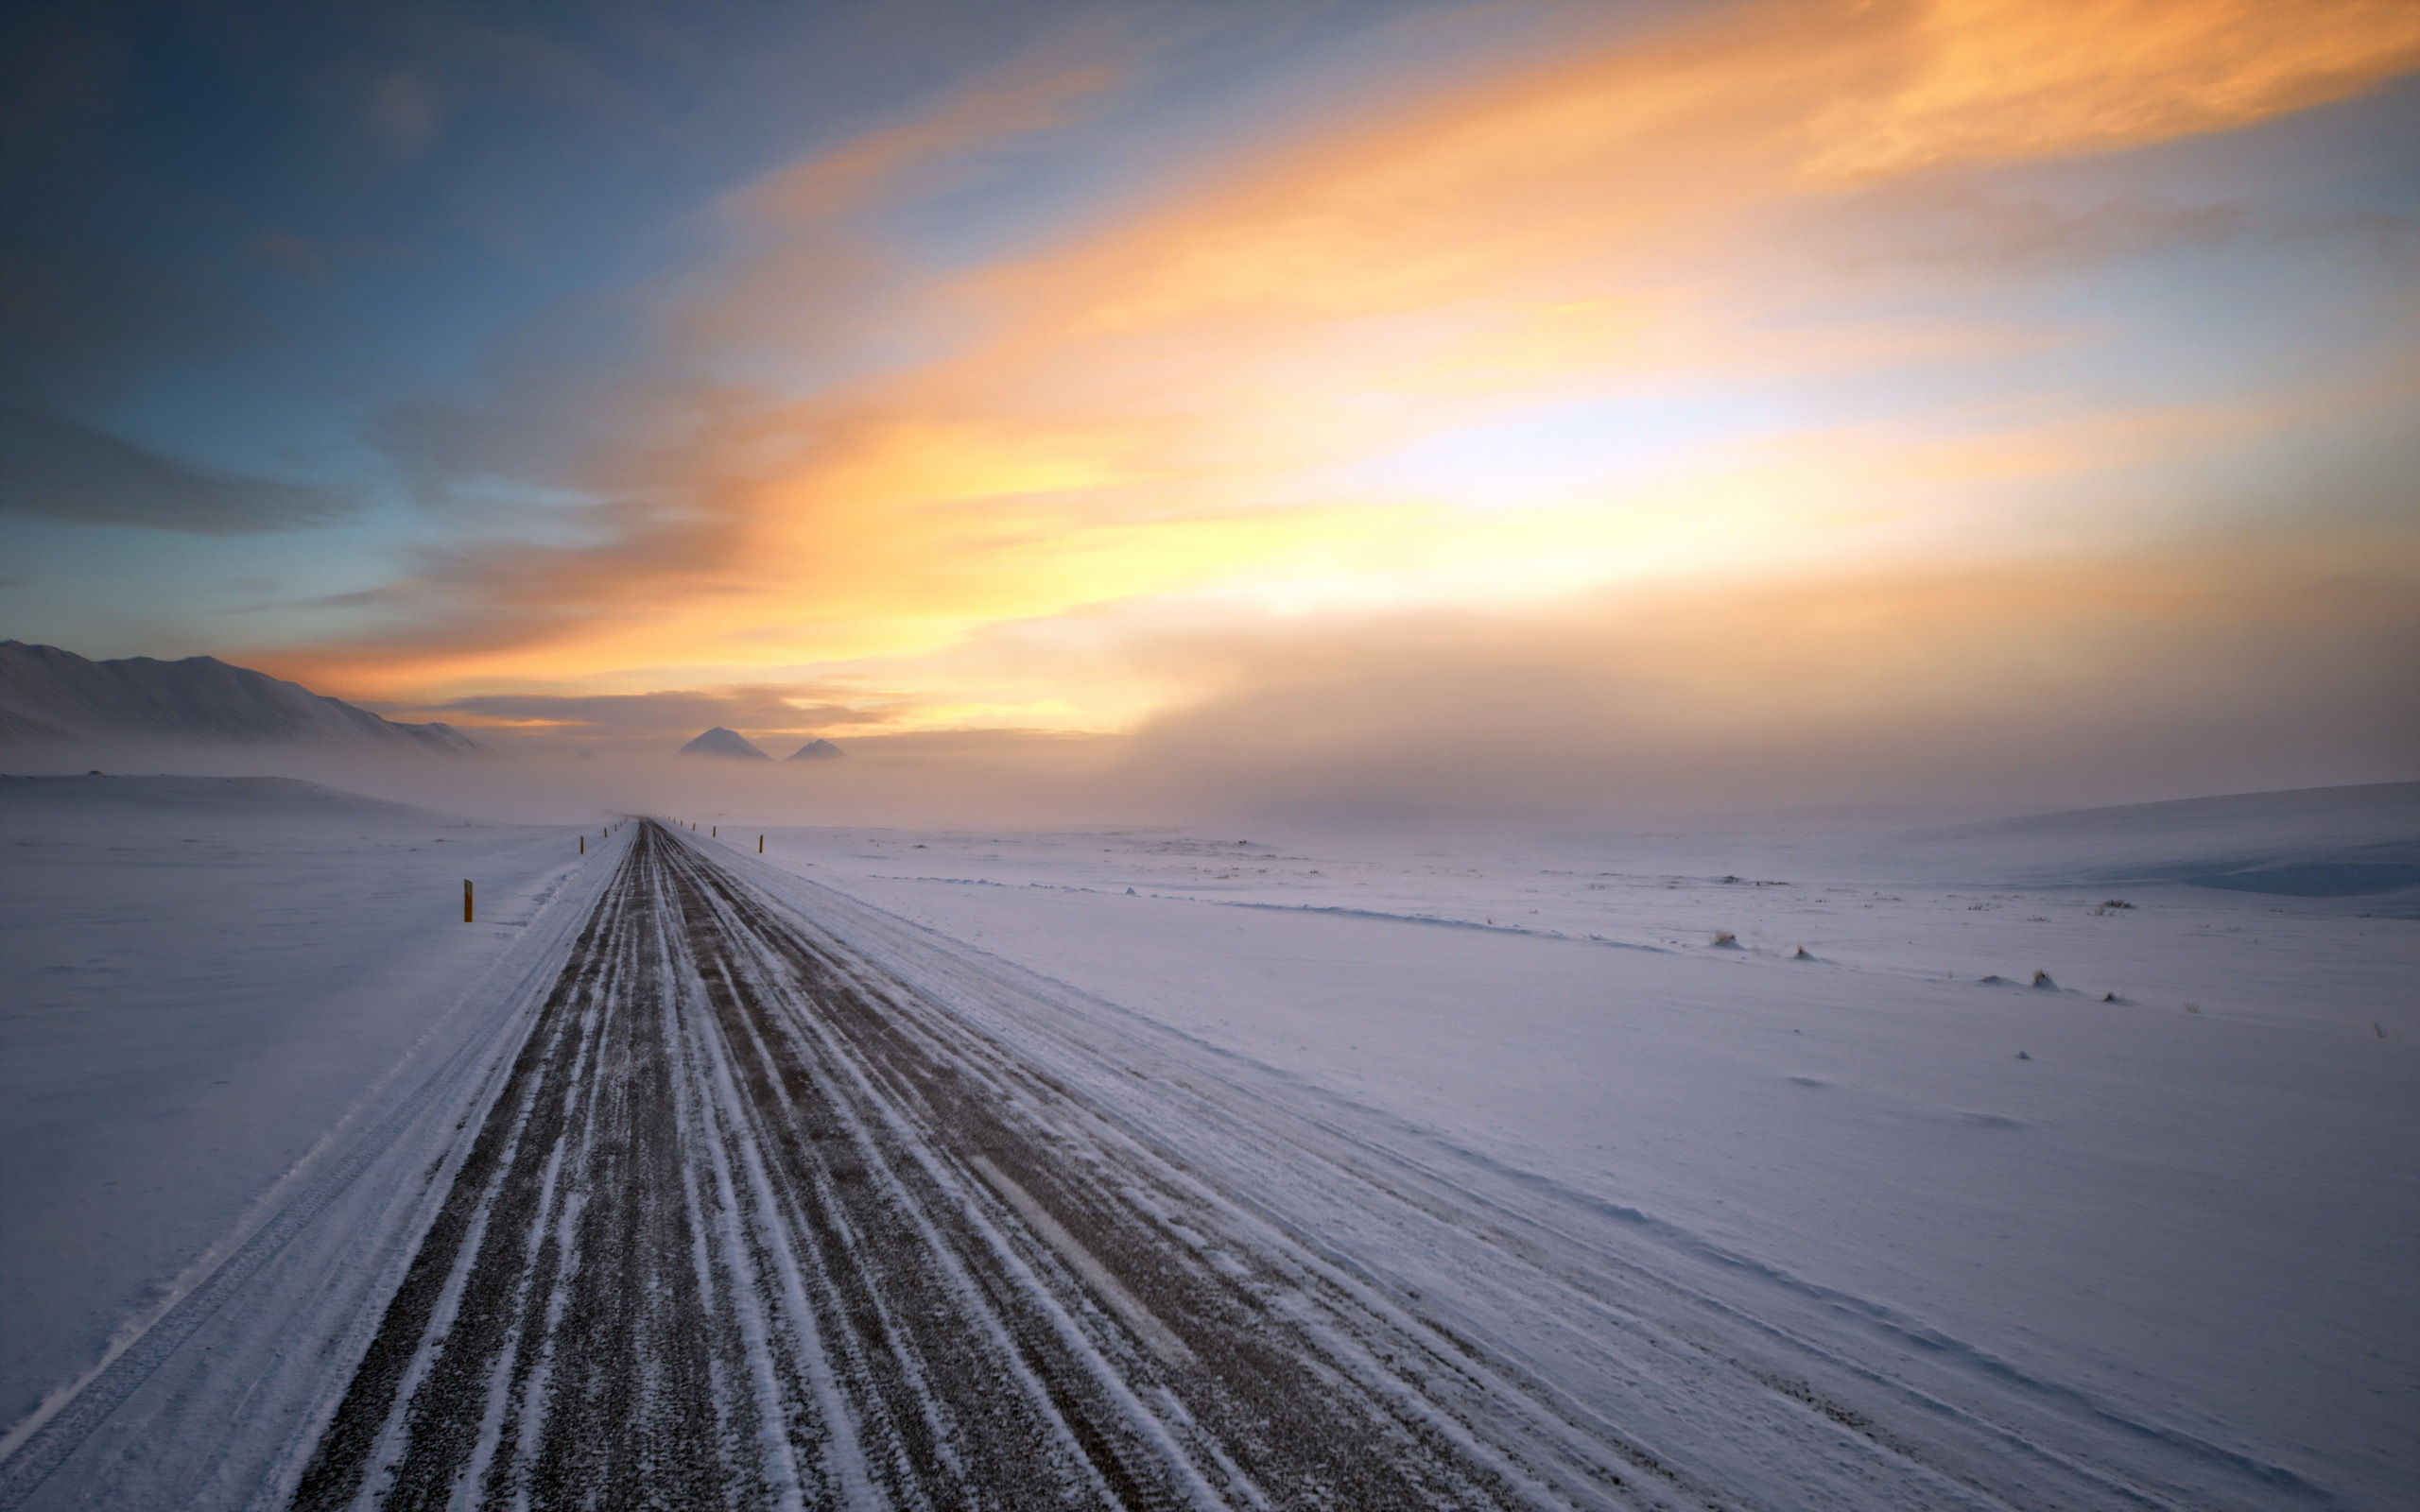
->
677, 726, 770, 761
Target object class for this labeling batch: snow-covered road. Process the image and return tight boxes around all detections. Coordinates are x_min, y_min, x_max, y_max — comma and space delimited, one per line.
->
286, 819, 1590, 1510
5, 808, 2388, 1510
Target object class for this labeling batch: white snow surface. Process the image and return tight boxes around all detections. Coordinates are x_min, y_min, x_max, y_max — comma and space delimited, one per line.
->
0, 775, 585, 1429
3, 777, 2413, 1508
711, 794, 2416, 1508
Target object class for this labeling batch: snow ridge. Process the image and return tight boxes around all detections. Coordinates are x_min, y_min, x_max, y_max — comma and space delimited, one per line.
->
0, 642, 478, 753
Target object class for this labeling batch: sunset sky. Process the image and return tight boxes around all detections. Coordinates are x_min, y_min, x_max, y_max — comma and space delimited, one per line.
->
5, 0, 2415, 813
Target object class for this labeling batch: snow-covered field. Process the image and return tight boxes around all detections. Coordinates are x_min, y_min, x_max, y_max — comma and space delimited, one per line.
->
2, 775, 2412, 1508
0, 776, 587, 1432
713, 790, 2417, 1506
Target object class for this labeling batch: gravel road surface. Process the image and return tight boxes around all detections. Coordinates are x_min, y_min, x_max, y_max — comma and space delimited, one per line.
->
287, 820, 1609, 1510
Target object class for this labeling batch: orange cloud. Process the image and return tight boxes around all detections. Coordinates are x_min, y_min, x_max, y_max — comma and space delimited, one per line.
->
734, 62, 1121, 228
271, 0, 2420, 726
1806, 0, 2420, 179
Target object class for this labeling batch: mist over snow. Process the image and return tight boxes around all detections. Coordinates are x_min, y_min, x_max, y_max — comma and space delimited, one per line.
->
0, 620, 2409, 848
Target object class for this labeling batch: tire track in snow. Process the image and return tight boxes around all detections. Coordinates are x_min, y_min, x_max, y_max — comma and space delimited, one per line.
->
289, 821, 1616, 1511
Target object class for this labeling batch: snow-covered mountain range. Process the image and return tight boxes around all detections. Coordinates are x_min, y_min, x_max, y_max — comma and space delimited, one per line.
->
0, 641, 480, 753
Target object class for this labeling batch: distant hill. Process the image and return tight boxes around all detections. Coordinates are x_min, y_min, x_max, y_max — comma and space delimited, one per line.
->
0, 641, 480, 753
786, 739, 844, 761
1906, 782, 2420, 897
679, 726, 770, 760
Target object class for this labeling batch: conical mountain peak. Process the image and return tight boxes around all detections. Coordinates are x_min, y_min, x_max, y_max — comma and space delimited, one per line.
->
677, 726, 770, 760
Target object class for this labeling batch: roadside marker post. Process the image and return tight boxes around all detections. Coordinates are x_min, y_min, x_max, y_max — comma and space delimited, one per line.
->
462, 879, 474, 923
579, 835, 585, 854
758, 835, 765, 852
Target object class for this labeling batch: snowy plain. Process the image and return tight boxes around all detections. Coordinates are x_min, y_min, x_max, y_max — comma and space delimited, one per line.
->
700, 790, 2419, 1508
1, 773, 2412, 1508
0, 775, 587, 1433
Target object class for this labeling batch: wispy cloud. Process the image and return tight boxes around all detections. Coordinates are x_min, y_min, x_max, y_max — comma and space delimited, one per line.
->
1800, 0, 2420, 178
0, 406, 355, 534
411, 684, 897, 740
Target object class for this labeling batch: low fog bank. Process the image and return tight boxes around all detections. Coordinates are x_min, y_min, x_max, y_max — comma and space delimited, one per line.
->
147, 548, 2396, 835
9, 713, 2412, 848
1114, 562, 2419, 828
8, 727, 2411, 864
8, 555, 2411, 837
0, 732, 1135, 830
